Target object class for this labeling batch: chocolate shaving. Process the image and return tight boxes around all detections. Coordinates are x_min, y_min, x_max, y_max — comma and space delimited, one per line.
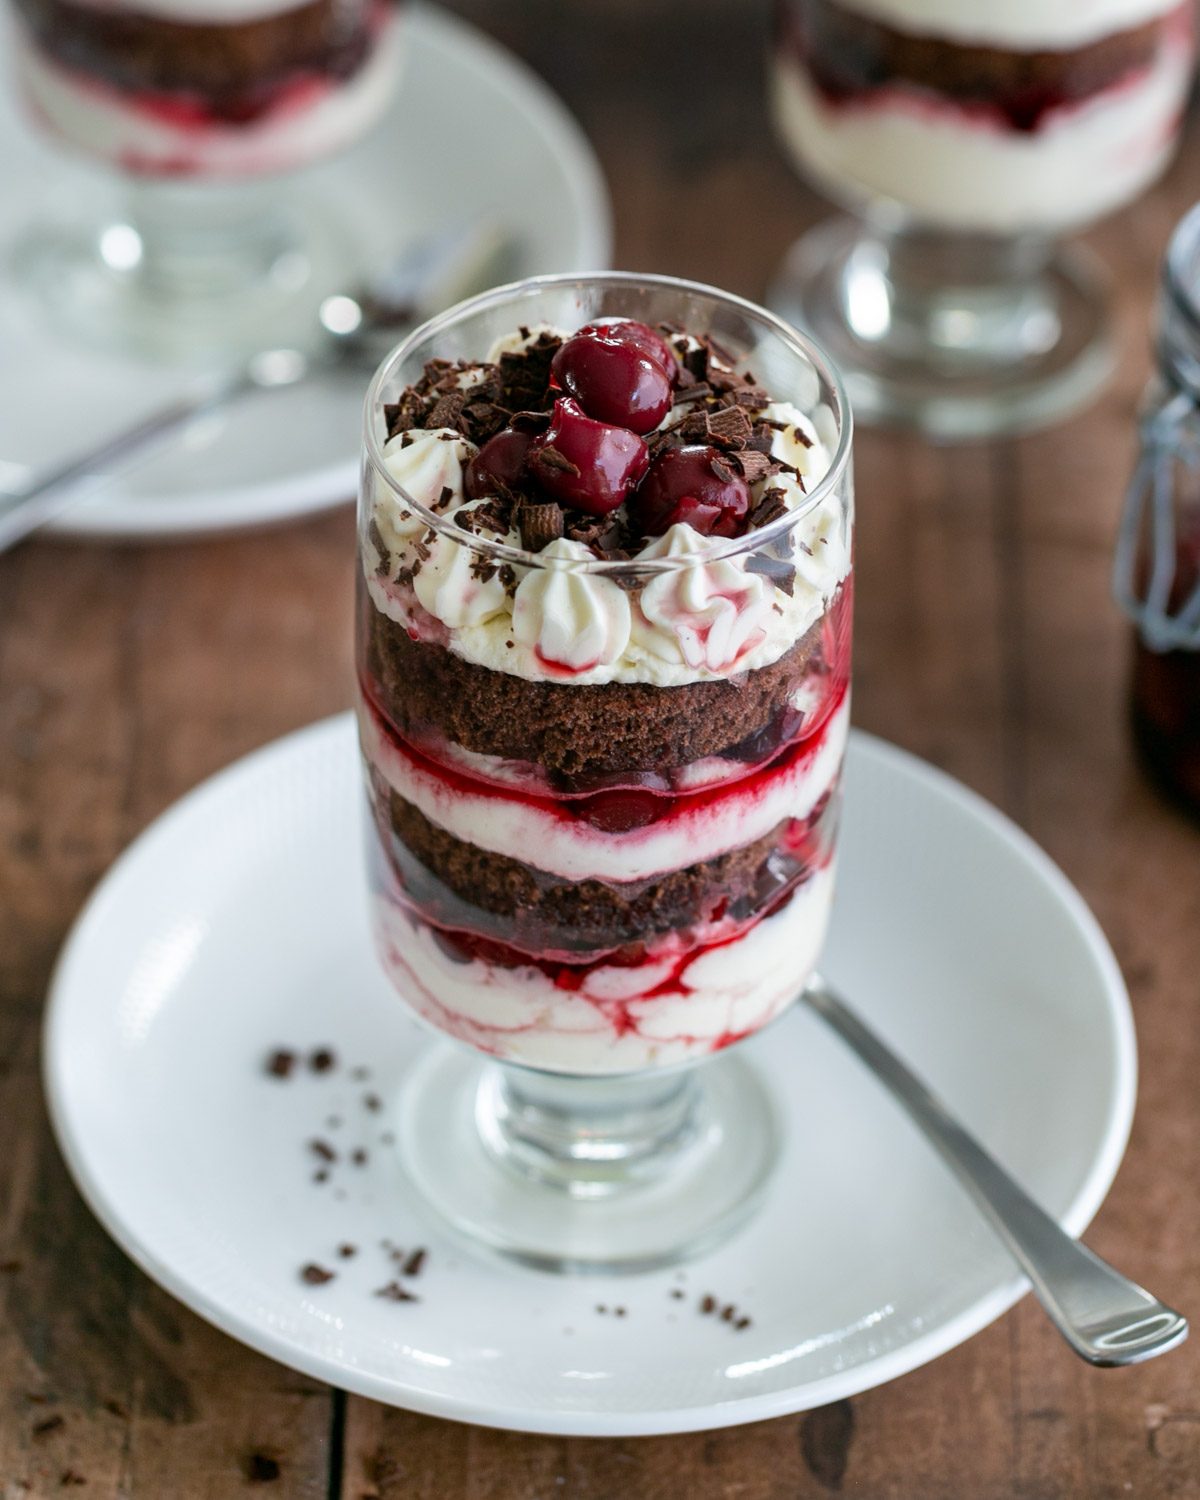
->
732, 386, 769, 410
425, 391, 466, 431
375, 1281, 419, 1303
402, 1247, 427, 1277
530, 445, 580, 479
709, 457, 736, 485
366, 519, 391, 577
308, 1139, 337, 1162
700, 1294, 717, 1315
509, 409, 553, 434
672, 381, 712, 405
750, 486, 790, 529
707, 405, 753, 447
300, 1264, 334, 1285
517, 501, 564, 551
734, 450, 772, 485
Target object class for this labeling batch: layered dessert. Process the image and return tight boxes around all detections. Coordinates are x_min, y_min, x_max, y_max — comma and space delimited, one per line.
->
11, 0, 403, 175
772, 0, 1194, 233
357, 312, 853, 1074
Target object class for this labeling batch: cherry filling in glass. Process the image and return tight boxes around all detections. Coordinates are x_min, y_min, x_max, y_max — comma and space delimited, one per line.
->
357, 293, 854, 1076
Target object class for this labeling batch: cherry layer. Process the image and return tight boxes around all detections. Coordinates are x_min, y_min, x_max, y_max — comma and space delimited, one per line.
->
550, 329, 673, 435
360, 669, 848, 836
369, 816, 834, 976
528, 398, 650, 515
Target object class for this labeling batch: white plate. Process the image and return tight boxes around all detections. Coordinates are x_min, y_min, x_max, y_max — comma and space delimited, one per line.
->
44, 718, 1135, 1436
0, 6, 611, 540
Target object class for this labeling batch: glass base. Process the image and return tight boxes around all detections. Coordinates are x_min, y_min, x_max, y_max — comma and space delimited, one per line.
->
398, 1045, 780, 1274
769, 217, 1115, 439
8, 178, 357, 363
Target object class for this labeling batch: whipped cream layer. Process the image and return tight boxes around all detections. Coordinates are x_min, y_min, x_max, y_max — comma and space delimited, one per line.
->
827, 0, 1180, 48
365, 406, 849, 690
772, 33, 1190, 233
361, 689, 848, 884
373, 862, 836, 1073
15, 7, 401, 175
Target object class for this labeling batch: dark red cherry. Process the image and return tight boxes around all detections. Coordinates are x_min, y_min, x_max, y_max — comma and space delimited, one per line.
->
551, 329, 673, 434
628, 445, 752, 538
464, 427, 533, 499
573, 787, 666, 833
576, 320, 677, 377
528, 397, 649, 515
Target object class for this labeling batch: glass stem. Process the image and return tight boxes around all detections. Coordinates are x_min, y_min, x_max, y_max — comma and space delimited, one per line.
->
843, 227, 1060, 370
475, 1064, 703, 1199
113, 179, 300, 305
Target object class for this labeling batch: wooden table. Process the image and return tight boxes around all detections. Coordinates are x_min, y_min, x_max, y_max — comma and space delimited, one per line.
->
3, 2, 1199, 1493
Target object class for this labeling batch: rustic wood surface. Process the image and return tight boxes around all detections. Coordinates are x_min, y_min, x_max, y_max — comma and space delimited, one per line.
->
2, 1, 1199, 1493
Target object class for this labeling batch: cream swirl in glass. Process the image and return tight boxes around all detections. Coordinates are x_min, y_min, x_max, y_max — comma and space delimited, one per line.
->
357, 276, 853, 1076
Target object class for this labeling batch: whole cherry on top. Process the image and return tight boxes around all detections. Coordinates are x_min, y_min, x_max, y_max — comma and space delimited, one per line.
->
549, 321, 677, 434
629, 444, 752, 537
464, 320, 758, 532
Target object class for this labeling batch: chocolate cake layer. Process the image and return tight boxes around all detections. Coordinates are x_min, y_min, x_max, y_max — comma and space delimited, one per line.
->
375, 783, 834, 953
779, 0, 1165, 132
364, 603, 829, 789
15, 0, 384, 112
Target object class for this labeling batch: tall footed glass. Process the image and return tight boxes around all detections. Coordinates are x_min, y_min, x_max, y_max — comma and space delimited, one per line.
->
6, 0, 405, 358
769, 0, 1195, 437
356, 273, 853, 1270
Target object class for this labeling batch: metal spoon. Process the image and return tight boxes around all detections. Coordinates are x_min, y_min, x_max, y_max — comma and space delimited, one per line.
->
0, 218, 514, 553
803, 975, 1188, 1366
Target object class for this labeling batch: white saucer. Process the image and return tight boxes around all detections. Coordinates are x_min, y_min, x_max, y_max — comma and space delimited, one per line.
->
0, 7, 611, 540
44, 717, 1135, 1436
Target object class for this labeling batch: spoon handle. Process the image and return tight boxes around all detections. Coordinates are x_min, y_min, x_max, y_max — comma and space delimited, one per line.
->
0, 369, 254, 553
803, 977, 1187, 1366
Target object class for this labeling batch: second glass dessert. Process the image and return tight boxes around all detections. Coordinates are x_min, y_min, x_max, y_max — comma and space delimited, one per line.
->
357, 273, 854, 1269
770, 0, 1195, 436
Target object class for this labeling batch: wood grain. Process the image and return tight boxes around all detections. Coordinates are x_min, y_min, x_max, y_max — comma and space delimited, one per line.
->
1, 0, 1198, 1494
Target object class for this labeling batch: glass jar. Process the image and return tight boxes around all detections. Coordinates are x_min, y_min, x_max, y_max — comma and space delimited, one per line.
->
356, 272, 854, 1268
1115, 201, 1200, 819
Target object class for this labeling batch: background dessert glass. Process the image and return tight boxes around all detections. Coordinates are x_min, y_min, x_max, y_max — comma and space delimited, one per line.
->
356, 273, 854, 1270
769, 0, 1195, 437
6, 0, 405, 358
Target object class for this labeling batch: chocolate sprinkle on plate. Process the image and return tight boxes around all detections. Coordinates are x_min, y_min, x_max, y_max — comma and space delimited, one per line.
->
402, 1247, 427, 1277
700, 1294, 717, 1315
375, 1281, 419, 1303
300, 1264, 334, 1285
309, 1048, 336, 1074
264, 1049, 295, 1079
308, 1139, 336, 1162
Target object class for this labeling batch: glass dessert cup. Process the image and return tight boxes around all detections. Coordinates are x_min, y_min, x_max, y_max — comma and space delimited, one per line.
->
769, 0, 1195, 438
356, 272, 855, 1271
6, 0, 405, 359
